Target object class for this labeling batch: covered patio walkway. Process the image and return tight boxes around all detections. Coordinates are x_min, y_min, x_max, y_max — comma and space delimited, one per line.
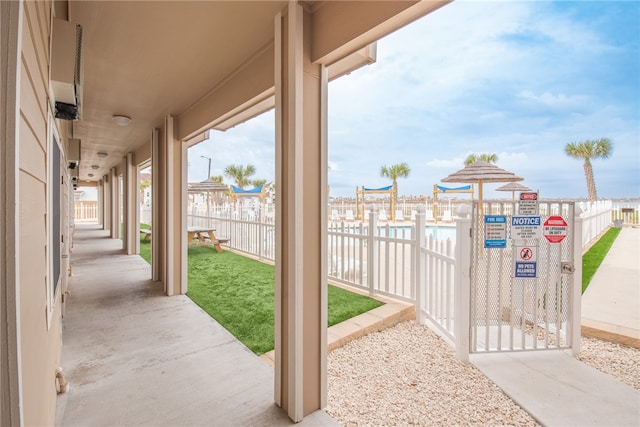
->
56, 224, 337, 426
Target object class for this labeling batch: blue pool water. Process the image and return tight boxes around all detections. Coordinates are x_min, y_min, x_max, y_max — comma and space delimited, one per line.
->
333, 224, 457, 241
377, 225, 456, 240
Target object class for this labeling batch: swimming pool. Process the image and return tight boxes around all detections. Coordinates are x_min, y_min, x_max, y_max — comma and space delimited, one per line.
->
376, 225, 456, 240
329, 223, 457, 241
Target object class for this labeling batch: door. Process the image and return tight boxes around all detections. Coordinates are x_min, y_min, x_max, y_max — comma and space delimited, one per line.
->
469, 200, 576, 352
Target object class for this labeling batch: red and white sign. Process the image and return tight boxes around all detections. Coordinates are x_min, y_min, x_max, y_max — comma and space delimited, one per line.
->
519, 192, 539, 215
543, 215, 568, 243
519, 246, 536, 261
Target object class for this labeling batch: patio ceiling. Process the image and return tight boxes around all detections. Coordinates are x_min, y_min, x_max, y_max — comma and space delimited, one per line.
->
65, 1, 451, 182
68, 1, 288, 180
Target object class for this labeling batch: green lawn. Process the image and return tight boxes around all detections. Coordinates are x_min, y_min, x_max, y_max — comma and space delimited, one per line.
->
139, 223, 151, 262
138, 221, 623, 350
582, 226, 621, 294
138, 232, 382, 354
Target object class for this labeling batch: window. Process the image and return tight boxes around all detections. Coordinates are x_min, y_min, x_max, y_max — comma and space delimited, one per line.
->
47, 115, 64, 327
51, 133, 61, 296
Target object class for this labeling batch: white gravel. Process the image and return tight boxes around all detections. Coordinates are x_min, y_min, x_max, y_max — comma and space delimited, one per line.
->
578, 336, 640, 390
327, 320, 640, 426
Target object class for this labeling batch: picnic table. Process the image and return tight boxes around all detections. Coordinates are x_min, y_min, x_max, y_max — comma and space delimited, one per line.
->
139, 226, 230, 253
140, 228, 152, 241
187, 226, 230, 253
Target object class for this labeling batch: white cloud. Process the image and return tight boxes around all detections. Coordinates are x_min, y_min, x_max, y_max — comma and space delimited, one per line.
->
328, 1, 639, 199
189, 110, 275, 184
425, 157, 466, 169
517, 90, 590, 108
192, 1, 639, 200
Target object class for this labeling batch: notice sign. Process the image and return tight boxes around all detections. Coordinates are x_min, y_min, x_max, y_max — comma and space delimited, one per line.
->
511, 216, 542, 240
514, 244, 537, 278
519, 192, 539, 215
484, 215, 507, 248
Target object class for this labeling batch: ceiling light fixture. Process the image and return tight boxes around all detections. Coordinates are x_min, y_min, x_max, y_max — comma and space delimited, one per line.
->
112, 114, 131, 126
88, 173, 94, 177
97, 152, 108, 158
91, 165, 99, 170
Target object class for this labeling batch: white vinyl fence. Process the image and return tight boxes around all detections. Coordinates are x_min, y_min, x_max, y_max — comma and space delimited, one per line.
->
188, 206, 276, 261
186, 199, 615, 356
73, 201, 98, 222
327, 209, 430, 303
579, 200, 614, 248
611, 202, 640, 226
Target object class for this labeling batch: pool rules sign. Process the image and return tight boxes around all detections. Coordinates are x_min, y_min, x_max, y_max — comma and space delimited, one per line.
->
543, 215, 568, 243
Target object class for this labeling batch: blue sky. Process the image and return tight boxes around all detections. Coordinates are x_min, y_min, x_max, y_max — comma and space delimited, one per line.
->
188, 1, 639, 200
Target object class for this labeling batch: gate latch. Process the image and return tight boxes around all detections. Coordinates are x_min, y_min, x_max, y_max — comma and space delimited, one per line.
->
561, 261, 575, 274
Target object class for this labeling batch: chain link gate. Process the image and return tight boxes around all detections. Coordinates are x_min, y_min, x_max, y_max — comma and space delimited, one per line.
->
469, 200, 577, 353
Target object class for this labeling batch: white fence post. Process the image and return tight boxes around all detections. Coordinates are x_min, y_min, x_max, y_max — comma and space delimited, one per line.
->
259, 207, 265, 260
571, 213, 583, 357
454, 205, 472, 362
414, 205, 426, 324
367, 206, 377, 296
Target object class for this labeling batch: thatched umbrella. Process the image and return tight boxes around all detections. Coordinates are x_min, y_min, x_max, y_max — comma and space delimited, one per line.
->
187, 180, 228, 193
495, 182, 532, 201
187, 180, 228, 211
441, 160, 523, 214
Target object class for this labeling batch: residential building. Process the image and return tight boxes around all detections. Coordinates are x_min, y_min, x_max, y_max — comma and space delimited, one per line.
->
0, 1, 450, 424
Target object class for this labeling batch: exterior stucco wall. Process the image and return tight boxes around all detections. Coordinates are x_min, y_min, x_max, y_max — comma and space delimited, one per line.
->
18, 1, 64, 425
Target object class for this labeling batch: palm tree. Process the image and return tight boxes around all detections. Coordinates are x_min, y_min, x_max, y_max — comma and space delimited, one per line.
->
380, 163, 410, 219
380, 163, 411, 191
564, 138, 613, 202
251, 179, 267, 189
223, 164, 256, 189
464, 153, 498, 166
209, 175, 224, 184
140, 179, 151, 191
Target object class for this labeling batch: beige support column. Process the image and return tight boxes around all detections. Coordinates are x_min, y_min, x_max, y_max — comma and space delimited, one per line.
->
110, 168, 120, 239
102, 173, 111, 232
0, 1, 24, 424
161, 116, 187, 296
151, 129, 163, 283
274, 3, 328, 421
123, 153, 137, 255
97, 179, 103, 227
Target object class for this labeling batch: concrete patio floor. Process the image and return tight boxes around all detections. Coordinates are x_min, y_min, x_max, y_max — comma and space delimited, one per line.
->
56, 224, 338, 426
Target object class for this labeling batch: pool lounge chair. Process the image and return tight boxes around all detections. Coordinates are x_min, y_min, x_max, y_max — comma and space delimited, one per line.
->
425, 210, 435, 222
395, 209, 404, 221
345, 210, 355, 221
